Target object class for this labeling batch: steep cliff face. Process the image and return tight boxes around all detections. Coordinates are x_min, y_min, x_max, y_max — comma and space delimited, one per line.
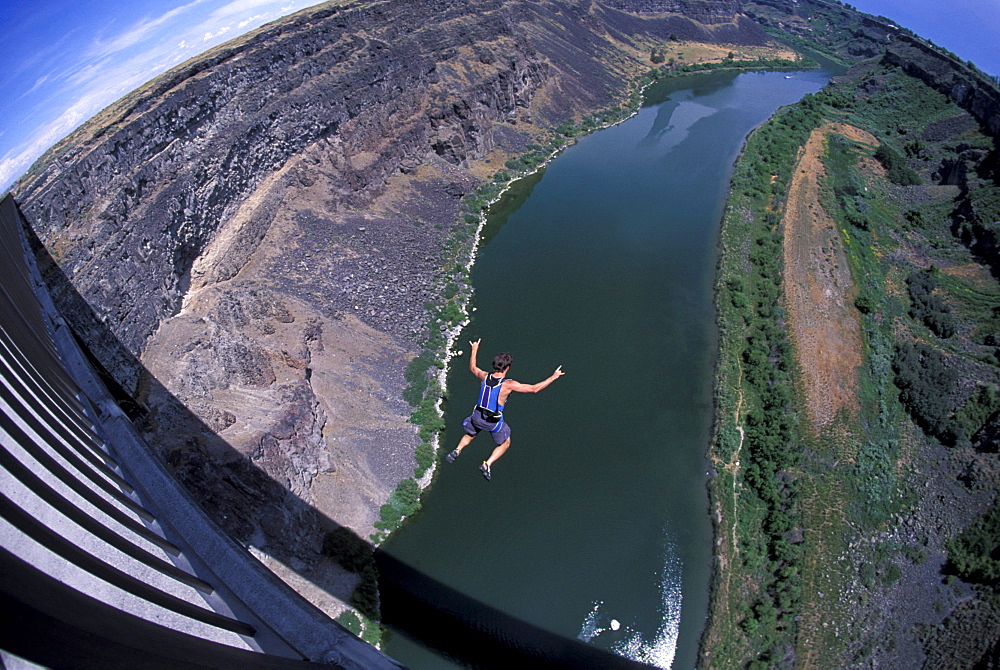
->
18, 0, 547, 391
883, 34, 1000, 137
13, 0, 774, 613
603, 0, 740, 24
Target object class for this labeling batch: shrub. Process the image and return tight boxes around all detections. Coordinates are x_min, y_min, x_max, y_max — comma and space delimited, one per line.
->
892, 342, 960, 444
373, 478, 423, 533
440, 300, 463, 324
906, 269, 956, 338
414, 442, 435, 477
882, 563, 902, 585
955, 385, 1000, 444
874, 143, 921, 185
411, 392, 445, 441
855, 294, 875, 314
351, 563, 380, 620
403, 350, 436, 406
947, 500, 1000, 586
336, 611, 362, 636
391, 478, 421, 515
902, 544, 927, 565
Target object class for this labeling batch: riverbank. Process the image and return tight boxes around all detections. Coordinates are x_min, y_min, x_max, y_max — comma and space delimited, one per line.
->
701, 85, 829, 666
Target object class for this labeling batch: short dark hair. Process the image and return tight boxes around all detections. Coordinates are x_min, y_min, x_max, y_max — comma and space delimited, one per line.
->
492, 352, 512, 372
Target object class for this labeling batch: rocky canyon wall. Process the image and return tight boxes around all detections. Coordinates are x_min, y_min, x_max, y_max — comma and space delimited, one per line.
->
602, 0, 741, 24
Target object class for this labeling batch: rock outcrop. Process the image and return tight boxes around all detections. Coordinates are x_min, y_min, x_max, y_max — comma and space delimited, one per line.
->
12, 0, 775, 614
603, 0, 740, 24
883, 34, 1000, 137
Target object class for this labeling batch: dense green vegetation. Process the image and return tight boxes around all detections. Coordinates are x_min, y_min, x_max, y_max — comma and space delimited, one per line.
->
874, 143, 921, 185
892, 342, 961, 444
905, 268, 956, 338
948, 500, 1000, 586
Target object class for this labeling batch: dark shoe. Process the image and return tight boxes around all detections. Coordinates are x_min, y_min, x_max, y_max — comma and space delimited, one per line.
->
446, 449, 460, 463
480, 462, 492, 481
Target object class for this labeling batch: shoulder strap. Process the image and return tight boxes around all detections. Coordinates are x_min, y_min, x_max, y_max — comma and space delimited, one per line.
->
477, 375, 506, 413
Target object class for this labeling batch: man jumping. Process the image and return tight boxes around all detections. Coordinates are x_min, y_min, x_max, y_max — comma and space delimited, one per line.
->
445, 338, 564, 481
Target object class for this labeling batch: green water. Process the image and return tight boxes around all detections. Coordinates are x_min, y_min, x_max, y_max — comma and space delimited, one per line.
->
379, 68, 830, 669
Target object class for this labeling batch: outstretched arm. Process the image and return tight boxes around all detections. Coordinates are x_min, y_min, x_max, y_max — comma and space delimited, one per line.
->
468, 338, 487, 380
506, 365, 564, 394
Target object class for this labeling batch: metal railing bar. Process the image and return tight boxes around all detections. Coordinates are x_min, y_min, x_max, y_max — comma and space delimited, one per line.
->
0, 327, 114, 466
0, 441, 180, 555
0, 470, 203, 593
0, 408, 154, 522
0, 493, 256, 637
0, 382, 140, 507
0, 548, 322, 669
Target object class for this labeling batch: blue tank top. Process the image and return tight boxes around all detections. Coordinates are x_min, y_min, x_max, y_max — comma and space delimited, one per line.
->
475, 374, 507, 418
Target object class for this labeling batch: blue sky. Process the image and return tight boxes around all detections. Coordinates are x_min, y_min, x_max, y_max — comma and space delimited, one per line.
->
1, 1, 997, 192
0, 0, 323, 191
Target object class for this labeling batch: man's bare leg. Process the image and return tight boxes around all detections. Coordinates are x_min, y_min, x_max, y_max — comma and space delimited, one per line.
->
479, 439, 509, 481
485, 438, 510, 467
446, 433, 475, 462
455, 434, 475, 454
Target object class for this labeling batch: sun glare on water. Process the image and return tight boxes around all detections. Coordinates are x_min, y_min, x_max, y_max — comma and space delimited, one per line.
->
578, 546, 683, 669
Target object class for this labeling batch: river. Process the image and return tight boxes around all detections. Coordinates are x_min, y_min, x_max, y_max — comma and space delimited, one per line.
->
378, 66, 831, 669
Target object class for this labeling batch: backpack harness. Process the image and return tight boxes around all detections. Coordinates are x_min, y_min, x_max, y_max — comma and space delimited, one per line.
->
475, 374, 507, 433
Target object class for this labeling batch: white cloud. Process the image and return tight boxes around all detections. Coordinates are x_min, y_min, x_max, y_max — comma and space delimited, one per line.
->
238, 14, 268, 29
0, 90, 108, 189
211, 0, 286, 19
86, 0, 210, 60
202, 24, 233, 41
23, 74, 52, 97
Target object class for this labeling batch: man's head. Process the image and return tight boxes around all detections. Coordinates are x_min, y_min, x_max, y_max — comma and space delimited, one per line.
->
492, 352, 512, 373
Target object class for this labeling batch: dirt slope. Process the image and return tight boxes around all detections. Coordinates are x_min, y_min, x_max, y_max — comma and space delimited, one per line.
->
782, 122, 874, 436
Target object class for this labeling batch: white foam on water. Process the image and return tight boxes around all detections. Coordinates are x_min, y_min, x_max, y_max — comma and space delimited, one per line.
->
577, 600, 607, 643
578, 545, 683, 669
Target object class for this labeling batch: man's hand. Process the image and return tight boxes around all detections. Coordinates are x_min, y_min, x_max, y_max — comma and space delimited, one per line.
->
468, 338, 483, 377
552, 365, 565, 378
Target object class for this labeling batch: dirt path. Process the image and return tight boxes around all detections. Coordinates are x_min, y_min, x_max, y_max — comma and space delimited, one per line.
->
783, 122, 876, 667
703, 357, 749, 665
782, 122, 873, 439
729, 362, 745, 558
